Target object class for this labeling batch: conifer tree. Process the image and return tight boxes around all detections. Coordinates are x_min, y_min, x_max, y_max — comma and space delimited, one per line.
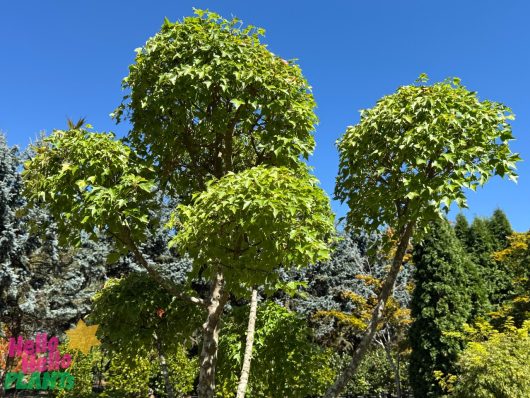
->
487, 208, 513, 251
468, 217, 510, 306
0, 133, 27, 335
0, 132, 108, 338
453, 214, 470, 248
409, 218, 475, 397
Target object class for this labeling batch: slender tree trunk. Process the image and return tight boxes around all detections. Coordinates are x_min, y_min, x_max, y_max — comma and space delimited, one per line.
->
324, 222, 414, 398
235, 288, 259, 398
383, 341, 401, 398
197, 271, 229, 398
155, 333, 175, 398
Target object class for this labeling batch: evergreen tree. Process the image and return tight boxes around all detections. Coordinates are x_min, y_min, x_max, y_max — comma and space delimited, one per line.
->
0, 133, 28, 336
468, 217, 510, 306
453, 213, 470, 248
487, 208, 513, 251
0, 133, 109, 338
467, 218, 496, 255
409, 218, 475, 397
289, 232, 394, 350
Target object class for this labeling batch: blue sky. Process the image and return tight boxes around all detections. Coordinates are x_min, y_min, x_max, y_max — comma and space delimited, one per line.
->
1, 1, 529, 231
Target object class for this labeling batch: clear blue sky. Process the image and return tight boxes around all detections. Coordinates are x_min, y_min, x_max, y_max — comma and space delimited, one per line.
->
1, 1, 529, 231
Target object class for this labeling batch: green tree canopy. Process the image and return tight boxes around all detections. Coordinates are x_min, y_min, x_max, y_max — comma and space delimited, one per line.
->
114, 9, 318, 200
335, 76, 520, 239
90, 273, 203, 356
169, 165, 335, 295
22, 128, 157, 250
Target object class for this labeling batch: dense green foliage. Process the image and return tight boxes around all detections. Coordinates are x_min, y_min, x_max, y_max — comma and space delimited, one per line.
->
345, 347, 410, 396
90, 273, 203, 355
22, 128, 157, 252
451, 322, 530, 398
409, 218, 476, 397
3, 8, 528, 398
169, 166, 335, 294
114, 10, 318, 200
488, 209, 513, 251
336, 76, 520, 240
52, 344, 197, 398
456, 211, 513, 309
491, 232, 530, 327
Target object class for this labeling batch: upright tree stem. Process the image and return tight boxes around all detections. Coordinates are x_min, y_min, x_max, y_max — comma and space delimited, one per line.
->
154, 332, 175, 398
324, 222, 414, 398
236, 288, 259, 398
197, 271, 229, 398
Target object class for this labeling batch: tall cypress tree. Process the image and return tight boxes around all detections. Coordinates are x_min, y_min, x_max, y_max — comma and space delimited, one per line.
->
468, 217, 510, 306
409, 218, 475, 397
453, 213, 470, 248
487, 208, 513, 251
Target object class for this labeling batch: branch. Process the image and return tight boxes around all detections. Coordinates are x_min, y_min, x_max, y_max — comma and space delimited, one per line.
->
115, 230, 207, 308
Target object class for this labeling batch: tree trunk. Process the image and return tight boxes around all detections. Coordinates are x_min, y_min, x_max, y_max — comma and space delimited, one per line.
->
197, 271, 229, 398
155, 332, 175, 398
324, 222, 414, 398
235, 288, 259, 398
383, 340, 402, 398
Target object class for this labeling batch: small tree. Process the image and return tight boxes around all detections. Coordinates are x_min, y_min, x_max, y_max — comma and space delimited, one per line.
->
326, 75, 521, 397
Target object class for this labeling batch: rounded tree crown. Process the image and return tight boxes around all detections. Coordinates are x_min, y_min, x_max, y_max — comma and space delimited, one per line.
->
169, 166, 335, 294
114, 9, 318, 201
336, 76, 521, 238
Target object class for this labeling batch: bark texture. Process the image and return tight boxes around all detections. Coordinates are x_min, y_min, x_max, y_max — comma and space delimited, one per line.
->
197, 271, 229, 398
236, 288, 259, 398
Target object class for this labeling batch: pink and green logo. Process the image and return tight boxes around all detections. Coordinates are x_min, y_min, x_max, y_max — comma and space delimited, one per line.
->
3, 320, 100, 391
3, 333, 74, 390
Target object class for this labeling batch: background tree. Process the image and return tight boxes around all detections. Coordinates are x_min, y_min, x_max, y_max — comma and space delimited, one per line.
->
408, 218, 476, 397
0, 133, 109, 391
217, 301, 336, 398
467, 216, 511, 307
487, 208, 513, 251
491, 231, 530, 327
0, 133, 25, 391
287, 231, 412, 396
327, 75, 521, 397
453, 213, 470, 247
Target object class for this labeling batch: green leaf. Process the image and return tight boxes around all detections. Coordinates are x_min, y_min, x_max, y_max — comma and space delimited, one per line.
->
106, 252, 121, 264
